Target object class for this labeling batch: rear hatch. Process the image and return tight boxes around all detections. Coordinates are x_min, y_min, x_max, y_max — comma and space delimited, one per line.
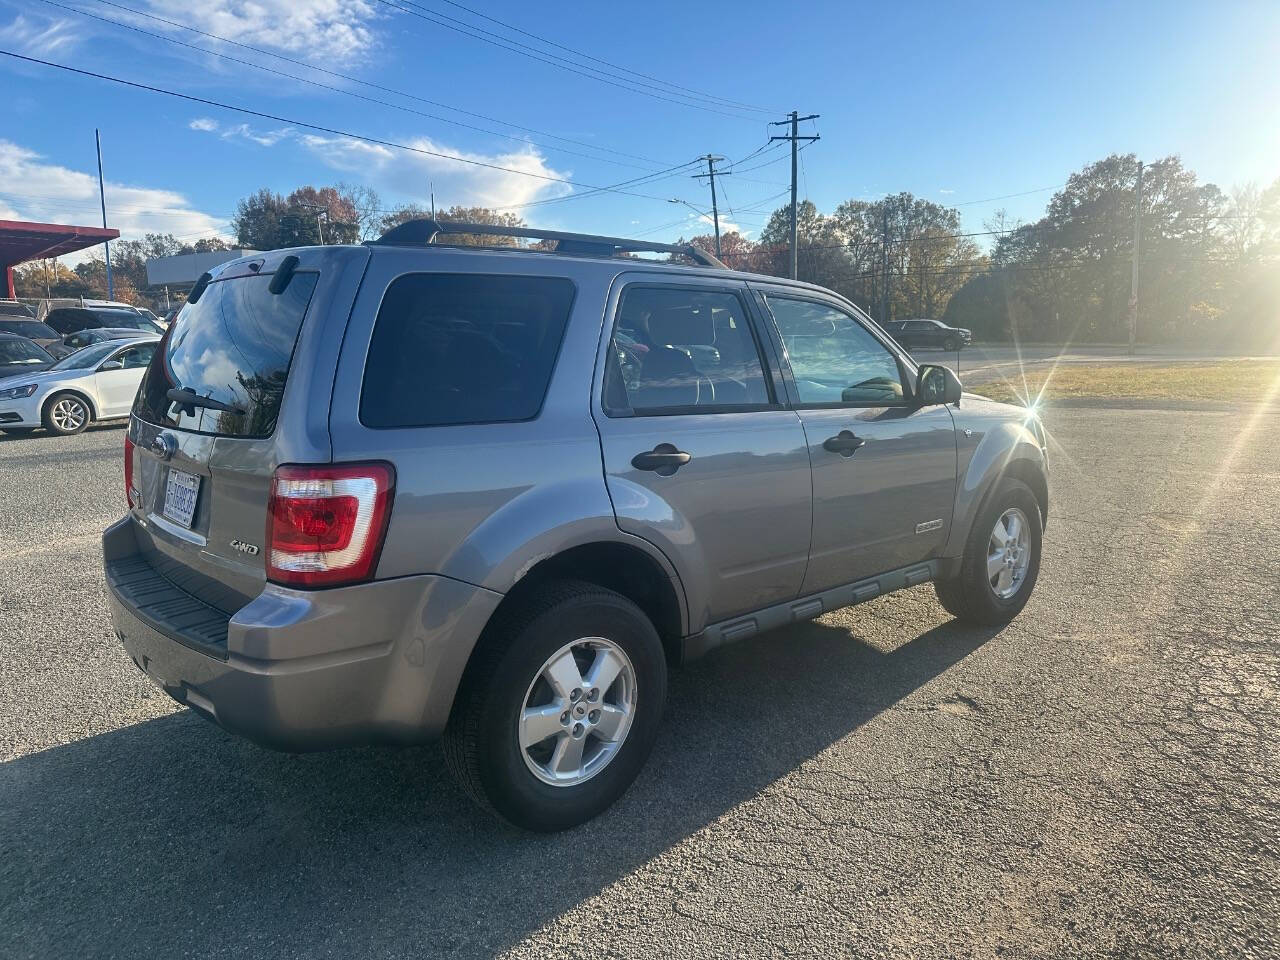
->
126, 248, 367, 613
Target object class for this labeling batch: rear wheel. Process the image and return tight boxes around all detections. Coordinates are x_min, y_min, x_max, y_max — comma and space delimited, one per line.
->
943, 336, 960, 352
935, 477, 1042, 626
444, 580, 667, 832
42, 393, 91, 436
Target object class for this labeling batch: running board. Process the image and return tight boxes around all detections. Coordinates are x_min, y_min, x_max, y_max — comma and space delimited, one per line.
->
681, 560, 943, 662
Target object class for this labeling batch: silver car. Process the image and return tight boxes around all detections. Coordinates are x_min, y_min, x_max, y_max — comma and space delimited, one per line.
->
104, 222, 1048, 831
0, 335, 159, 435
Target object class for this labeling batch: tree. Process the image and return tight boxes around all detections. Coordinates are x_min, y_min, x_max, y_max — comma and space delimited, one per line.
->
232, 185, 365, 249
378, 204, 529, 246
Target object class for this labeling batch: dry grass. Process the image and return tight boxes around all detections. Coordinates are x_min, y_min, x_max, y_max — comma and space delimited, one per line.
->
967, 360, 1280, 406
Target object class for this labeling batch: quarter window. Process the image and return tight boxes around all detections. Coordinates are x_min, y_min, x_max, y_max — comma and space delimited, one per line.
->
604, 286, 771, 415
765, 297, 907, 406
360, 273, 575, 429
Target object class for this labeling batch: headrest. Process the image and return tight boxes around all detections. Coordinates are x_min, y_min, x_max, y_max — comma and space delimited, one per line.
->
647, 305, 715, 346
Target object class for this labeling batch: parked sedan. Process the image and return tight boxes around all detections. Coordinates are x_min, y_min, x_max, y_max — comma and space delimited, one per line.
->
0, 335, 159, 436
0, 332, 55, 379
0, 318, 62, 351
43, 306, 164, 337
44, 327, 156, 360
883, 318, 973, 352
0, 300, 36, 318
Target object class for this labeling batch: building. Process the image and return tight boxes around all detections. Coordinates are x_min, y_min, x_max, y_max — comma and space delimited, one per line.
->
145, 249, 260, 291
0, 219, 120, 298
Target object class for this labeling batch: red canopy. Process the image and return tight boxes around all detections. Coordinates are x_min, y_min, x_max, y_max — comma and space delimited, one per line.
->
0, 219, 120, 298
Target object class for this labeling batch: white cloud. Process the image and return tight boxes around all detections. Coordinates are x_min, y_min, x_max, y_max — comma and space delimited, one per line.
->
298, 134, 573, 210
939, 188, 956, 195
187, 118, 572, 211
0, 140, 230, 261
0, 14, 83, 56
693, 212, 750, 239
186, 118, 293, 146
137, 0, 380, 63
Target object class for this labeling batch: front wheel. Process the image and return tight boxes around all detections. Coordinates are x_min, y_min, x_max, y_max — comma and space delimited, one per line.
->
935, 477, 1042, 626
443, 581, 667, 832
42, 392, 91, 436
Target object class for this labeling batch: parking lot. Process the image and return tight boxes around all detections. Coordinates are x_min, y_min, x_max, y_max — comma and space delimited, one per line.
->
2, 403, 1278, 958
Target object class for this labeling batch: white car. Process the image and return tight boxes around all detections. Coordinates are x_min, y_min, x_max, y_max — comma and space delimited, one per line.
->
0, 335, 160, 436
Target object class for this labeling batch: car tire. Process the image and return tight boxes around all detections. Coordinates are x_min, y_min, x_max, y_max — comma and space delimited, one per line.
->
42, 392, 91, 436
935, 477, 1042, 627
943, 336, 960, 352
443, 580, 668, 832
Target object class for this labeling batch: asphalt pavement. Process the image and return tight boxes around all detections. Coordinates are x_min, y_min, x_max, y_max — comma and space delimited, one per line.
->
2, 405, 1278, 959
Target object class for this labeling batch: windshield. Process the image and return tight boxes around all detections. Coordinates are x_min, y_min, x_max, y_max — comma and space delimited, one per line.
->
0, 339, 51, 363
0, 302, 35, 318
50, 340, 121, 370
135, 272, 317, 437
0, 320, 57, 339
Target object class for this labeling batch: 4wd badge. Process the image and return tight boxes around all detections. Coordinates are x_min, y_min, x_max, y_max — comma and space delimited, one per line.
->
230, 539, 260, 556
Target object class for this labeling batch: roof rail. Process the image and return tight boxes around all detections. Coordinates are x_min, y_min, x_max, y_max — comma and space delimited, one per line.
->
369, 218, 726, 268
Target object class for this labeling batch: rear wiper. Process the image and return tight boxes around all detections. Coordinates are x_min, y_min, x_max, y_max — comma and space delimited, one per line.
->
166, 386, 245, 417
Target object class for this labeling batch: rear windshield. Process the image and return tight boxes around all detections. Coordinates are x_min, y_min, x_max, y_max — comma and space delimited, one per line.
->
0, 338, 50, 363
360, 273, 575, 428
134, 272, 318, 437
0, 302, 35, 318
0, 320, 57, 339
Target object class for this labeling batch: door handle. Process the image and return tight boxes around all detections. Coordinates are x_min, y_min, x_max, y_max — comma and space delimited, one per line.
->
822, 430, 865, 457
631, 443, 692, 475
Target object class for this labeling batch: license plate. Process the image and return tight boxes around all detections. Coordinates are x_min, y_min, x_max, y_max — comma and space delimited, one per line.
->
162, 468, 201, 529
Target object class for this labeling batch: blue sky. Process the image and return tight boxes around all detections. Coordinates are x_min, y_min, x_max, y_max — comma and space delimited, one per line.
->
1, 0, 1277, 255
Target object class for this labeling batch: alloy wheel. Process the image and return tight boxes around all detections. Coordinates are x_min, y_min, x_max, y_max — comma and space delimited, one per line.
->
51, 397, 87, 432
987, 507, 1030, 600
519, 637, 637, 787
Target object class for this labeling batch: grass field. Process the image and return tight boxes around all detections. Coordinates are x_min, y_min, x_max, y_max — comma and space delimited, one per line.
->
968, 360, 1280, 406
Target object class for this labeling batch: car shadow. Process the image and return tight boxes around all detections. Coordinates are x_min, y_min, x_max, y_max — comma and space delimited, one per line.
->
0, 422, 125, 442
1, 615, 999, 957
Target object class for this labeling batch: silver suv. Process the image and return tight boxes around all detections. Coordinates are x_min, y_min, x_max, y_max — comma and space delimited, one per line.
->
104, 220, 1048, 831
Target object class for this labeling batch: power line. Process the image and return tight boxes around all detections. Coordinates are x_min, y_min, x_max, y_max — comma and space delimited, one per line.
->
84, 0, 669, 168
0, 49, 710, 210
371, 0, 763, 121
427, 0, 776, 114
39, 0, 664, 173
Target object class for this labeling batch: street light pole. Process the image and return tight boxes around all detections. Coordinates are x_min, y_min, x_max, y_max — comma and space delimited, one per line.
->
95, 129, 113, 299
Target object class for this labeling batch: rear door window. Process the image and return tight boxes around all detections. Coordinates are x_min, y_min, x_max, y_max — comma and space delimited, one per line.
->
603, 285, 772, 415
359, 273, 575, 428
134, 272, 318, 437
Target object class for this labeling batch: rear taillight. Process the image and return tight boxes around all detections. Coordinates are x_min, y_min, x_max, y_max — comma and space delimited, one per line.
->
265, 462, 395, 588
124, 435, 137, 508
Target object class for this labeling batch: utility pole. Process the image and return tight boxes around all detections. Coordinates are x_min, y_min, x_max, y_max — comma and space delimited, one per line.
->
880, 207, 891, 323
692, 155, 727, 258
770, 111, 820, 279
429, 181, 436, 219
95, 129, 113, 299
1128, 160, 1143, 355
296, 202, 328, 244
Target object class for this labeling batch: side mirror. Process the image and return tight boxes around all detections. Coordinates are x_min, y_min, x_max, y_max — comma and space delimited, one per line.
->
99, 359, 124, 371
916, 364, 962, 406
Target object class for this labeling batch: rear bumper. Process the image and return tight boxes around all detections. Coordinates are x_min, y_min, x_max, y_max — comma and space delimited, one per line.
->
103, 516, 503, 750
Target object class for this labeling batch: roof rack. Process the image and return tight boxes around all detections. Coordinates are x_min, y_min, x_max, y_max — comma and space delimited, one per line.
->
369, 218, 726, 268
